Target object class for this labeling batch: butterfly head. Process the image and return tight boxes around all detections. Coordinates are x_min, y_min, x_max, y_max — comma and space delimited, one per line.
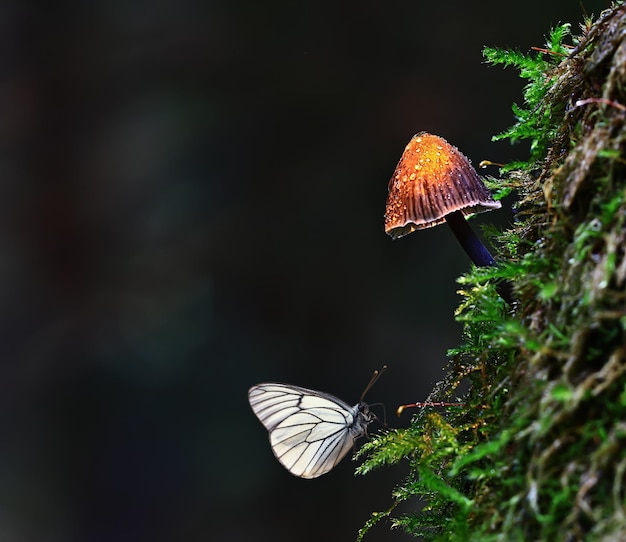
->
351, 401, 377, 439
357, 401, 374, 420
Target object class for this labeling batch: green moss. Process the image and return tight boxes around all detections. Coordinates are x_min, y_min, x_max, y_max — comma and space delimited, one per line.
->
359, 3, 626, 540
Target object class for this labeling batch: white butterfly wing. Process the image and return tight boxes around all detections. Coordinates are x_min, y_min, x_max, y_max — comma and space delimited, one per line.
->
248, 383, 371, 479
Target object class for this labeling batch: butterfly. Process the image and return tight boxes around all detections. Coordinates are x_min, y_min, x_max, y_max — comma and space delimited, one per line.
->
248, 367, 385, 479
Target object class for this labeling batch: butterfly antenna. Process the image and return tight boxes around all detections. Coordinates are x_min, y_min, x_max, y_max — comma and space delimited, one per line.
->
360, 365, 387, 402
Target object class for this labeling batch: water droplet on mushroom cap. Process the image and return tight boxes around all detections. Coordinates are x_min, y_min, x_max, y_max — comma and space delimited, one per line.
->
384, 132, 501, 240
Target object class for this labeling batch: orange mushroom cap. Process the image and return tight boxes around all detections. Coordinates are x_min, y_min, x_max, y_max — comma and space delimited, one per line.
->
384, 132, 501, 239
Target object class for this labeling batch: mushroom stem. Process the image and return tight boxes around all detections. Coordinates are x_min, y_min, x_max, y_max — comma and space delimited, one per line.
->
444, 210, 496, 267
444, 211, 515, 305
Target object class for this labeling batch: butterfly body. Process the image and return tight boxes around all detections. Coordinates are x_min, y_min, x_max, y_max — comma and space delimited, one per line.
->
248, 383, 375, 479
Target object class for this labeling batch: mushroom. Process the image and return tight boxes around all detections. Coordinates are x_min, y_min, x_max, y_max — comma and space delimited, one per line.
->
385, 132, 513, 301
385, 132, 501, 267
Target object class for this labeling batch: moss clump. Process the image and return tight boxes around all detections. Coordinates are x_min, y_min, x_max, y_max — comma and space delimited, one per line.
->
358, 3, 626, 540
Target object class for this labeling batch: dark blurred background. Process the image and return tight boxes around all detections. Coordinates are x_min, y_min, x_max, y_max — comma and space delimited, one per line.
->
0, 1, 606, 541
